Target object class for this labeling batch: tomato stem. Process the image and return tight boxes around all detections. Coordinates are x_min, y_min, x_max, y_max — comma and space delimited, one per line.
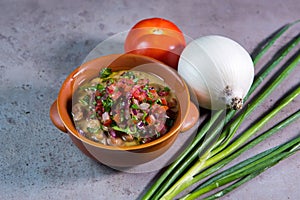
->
152, 28, 164, 35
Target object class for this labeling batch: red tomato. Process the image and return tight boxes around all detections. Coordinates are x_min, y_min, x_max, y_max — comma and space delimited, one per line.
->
124, 18, 186, 70
133, 89, 147, 102
161, 97, 168, 105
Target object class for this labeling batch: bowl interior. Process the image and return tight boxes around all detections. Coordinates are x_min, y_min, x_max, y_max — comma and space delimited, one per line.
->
57, 53, 190, 151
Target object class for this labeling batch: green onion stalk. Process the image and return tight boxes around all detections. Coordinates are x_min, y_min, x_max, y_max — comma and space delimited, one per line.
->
177, 108, 300, 199
142, 20, 300, 200
202, 170, 265, 200
192, 108, 300, 193
161, 81, 300, 199
183, 110, 300, 199
252, 19, 300, 65
185, 135, 300, 200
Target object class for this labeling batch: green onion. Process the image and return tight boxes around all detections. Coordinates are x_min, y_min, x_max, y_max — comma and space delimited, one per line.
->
132, 115, 138, 121
161, 84, 300, 199
183, 134, 300, 200
131, 104, 139, 109
252, 19, 299, 65
143, 110, 225, 200
186, 109, 300, 196
202, 170, 265, 200
142, 20, 300, 200
112, 125, 137, 135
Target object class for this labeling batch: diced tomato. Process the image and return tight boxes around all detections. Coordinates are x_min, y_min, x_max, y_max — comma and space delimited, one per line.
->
123, 85, 132, 92
95, 90, 101, 97
148, 87, 156, 93
140, 93, 147, 102
106, 84, 116, 94
161, 105, 169, 111
133, 89, 147, 102
103, 119, 112, 126
111, 91, 122, 100
161, 97, 168, 105
132, 88, 140, 98
145, 114, 155, 125
113, 113, 121, 124
102, 112, 112, 126
158, 90, 169, 96
147, 88, 159, 101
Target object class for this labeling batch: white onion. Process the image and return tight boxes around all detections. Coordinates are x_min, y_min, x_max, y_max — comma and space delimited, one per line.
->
178, 35, 254, 110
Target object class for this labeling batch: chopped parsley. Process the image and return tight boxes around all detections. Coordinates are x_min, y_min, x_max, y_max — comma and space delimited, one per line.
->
164, 86, 170, 92
99, 68, 112, 78
102, 97, 113, 112
97, 83, 105, 92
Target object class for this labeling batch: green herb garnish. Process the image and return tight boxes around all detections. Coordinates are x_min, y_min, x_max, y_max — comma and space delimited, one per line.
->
102, 97, 113, 112
131, 104, 139, 109
99, 68, 112, 78
112, 125, 137, 135
97, 83, 105, 92
164, 86, 170, 92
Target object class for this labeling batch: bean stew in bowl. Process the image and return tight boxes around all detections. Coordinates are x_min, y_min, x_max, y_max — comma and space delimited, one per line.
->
50, 54, 199, 167
72, 68, 179, 147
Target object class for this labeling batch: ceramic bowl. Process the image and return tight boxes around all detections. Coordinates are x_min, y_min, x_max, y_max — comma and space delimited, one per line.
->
50, 53, 199, 167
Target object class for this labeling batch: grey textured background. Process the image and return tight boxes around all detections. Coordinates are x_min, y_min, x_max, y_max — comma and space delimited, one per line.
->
0, 0, 299, 199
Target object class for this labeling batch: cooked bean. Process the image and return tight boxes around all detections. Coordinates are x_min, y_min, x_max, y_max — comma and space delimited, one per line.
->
72, 69, 179, 147
87, 119, 100, 129
107, 137, 124, 146
72, 103, 83, 121
121, 133, 134, 142
91, 133, 105, 142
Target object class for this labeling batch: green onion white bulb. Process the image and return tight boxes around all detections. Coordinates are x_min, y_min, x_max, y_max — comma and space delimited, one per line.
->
178, 35, 254, 110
